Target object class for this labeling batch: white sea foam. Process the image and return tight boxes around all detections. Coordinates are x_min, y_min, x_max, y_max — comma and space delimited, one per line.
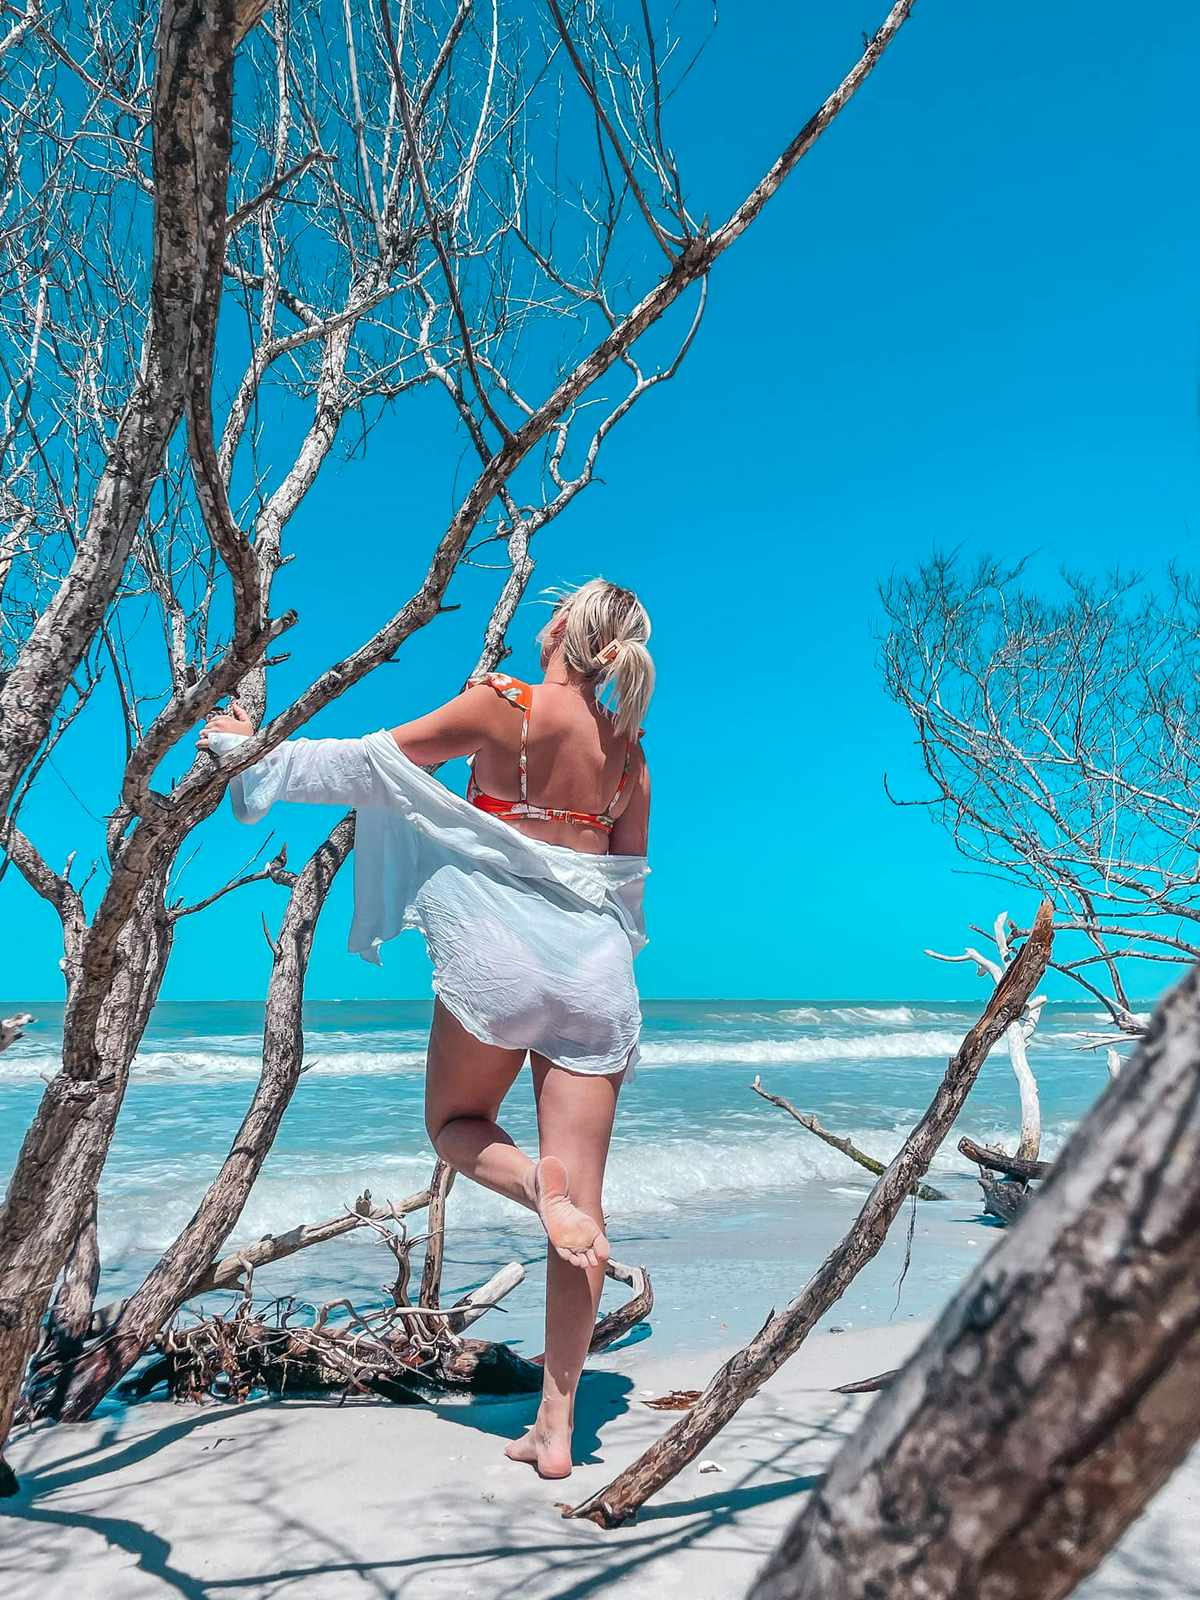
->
91, 1117, 1080, 1259
638, 1030, 968, 1066
0, 1027, 978, 1083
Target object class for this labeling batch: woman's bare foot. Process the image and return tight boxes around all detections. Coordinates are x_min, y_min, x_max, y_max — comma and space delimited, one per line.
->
505, 1416, 573, 1479
530, 1156, 610, 1269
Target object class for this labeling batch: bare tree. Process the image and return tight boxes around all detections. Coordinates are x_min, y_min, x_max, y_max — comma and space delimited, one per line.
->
0, 0, 920, 1480
750, 959, 1200, 1600
882, 556, 1200, 1044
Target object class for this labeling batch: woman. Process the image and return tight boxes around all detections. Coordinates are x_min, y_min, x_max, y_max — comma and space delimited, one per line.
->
200, 579, 652, 1479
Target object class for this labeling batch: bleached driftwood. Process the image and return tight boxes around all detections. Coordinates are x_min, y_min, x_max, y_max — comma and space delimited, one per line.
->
751, 1078, 947, 1201
565, 901, 1054, 1527
750, 961, 1200, 1600
589, 1262, 654, 1355
927, 910, 1045, 1163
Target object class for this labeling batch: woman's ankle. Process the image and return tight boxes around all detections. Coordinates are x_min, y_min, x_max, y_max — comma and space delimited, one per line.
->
537, 1398, 572, 1437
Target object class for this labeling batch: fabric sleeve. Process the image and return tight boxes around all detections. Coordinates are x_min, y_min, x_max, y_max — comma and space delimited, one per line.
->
206, 729, 382, 822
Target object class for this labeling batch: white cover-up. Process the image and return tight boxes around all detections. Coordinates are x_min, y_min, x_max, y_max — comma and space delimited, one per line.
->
208, 729, 648, 1077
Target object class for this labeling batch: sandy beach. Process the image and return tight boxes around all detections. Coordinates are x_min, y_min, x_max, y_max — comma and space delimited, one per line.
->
4, 1322, 1196, 1599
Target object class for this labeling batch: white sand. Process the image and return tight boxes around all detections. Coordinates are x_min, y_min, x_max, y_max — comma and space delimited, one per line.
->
2, 1323, 1196, 1599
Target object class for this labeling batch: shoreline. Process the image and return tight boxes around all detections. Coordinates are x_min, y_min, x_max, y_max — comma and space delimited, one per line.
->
5, 1322, 1196, 1598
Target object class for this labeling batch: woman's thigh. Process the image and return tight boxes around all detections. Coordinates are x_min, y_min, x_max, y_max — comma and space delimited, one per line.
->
531, 1057, 624, 1206
425, 1000, 527, 1134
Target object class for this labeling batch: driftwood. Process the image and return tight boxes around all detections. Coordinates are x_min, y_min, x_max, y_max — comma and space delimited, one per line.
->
977, 1175, 1028, 1225
566, 901, 1055, 1527
123, 1252, 652, 1410
751, 1079, 947, 1202
589, 1263, 654, 1355
0, 1014, 32, 1054
957, 1136, 1051, 1182
414, 1159, 456, 1341
130, 1253, 535, 1407
832, 1370, 898, 1396
927, 911, 1046, 1162
72, 1188, 434, 1350
750, 962, 1200, 1600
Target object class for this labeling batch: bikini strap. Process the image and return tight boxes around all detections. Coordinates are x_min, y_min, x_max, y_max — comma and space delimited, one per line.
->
471, 672, 533, 803
600, 741, 635, 825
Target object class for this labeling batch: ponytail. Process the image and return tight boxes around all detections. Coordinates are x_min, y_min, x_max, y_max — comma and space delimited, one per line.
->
541, 577, 655, 736
596, 637, 655, 738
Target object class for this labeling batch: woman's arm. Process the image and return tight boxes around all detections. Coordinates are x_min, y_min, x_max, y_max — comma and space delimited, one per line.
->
198, 685, 498, 764
610, 752, 650, 856
387, 683, 501, 765
196, 686, 501, 824
199, 701, 383, 821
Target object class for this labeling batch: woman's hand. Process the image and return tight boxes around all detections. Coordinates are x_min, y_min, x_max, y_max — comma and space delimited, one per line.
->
197, 700, 254, 751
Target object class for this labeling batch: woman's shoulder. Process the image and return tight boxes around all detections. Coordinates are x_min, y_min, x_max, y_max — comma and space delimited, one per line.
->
467, 671, 534, 711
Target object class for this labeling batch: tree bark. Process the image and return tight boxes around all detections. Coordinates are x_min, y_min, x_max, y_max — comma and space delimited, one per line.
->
750, 962, 1200, 1600
565, 901, 1055, 1526
55, 817, 354, 1420
419, 1159, 456, 1312
0, 879, 171, 1487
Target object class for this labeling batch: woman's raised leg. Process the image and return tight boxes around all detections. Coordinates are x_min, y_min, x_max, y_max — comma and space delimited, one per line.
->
423, 1001, 531, 1206
505, 1057, 623, 1479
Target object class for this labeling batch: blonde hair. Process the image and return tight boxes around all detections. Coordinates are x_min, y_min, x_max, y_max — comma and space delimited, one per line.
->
539, 578, 654, 738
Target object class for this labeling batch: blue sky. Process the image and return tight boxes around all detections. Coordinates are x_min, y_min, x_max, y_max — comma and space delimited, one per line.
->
5, 0, 1199, 1002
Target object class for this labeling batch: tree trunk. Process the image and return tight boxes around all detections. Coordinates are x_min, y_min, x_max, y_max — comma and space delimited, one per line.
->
0, 881, 171, 1486
21, 1194, 100, 1421
566, 901, 1054, 1527
749, 962, 1200, 1600
55, 817, 354, 1420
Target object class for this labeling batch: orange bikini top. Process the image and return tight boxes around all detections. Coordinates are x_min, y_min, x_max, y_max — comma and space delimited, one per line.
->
466, 673, 633, 834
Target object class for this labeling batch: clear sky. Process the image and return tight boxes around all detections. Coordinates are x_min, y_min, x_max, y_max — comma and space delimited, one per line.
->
5, 0, 1199, 1003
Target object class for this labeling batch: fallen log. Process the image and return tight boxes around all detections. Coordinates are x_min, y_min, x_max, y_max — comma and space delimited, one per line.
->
565, 900, 1054, 1527
957, 1136, 1051, 1182
832, 1369, 898, 1396
749, 960, 1200, 1600
752, 1080, 948, 1202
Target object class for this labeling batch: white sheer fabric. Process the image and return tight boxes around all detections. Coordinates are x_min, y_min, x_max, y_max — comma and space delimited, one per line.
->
207, 730, 647, 1076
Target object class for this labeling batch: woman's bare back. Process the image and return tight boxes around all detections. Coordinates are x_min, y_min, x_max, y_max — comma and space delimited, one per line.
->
468, 680, 648, 856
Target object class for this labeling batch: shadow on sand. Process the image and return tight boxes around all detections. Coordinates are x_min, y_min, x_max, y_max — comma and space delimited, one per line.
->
0, 1373, 843, 1600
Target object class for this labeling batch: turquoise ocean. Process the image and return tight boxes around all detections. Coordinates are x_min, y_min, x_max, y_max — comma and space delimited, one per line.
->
0, 999, 1131, 1358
